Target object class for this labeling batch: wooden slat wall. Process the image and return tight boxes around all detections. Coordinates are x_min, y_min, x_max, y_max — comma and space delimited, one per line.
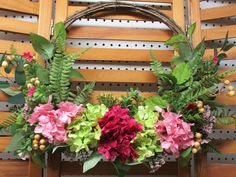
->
0, 1, 52, 177
190, 0, 236, 58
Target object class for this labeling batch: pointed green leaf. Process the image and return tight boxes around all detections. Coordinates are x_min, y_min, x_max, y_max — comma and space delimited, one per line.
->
223, 44, 234, 52
30, 33, 54, 60
0, 87, 21, 96
4, 133, 25, 152
165, 34, 187, 47
15, 70, 26, 86
83, 152, 103, 173
36, 65, 49, 84
113, 161, 131, 177
172, 63, 192, 84
31, 153, 46, 168
187, 23, 196, 37
220, 31, 229, 52
54, 22, 66, 41
0, 81, 10, 88
145, 96, 168, 110
8, 93, 25, 104
4, 63, 13, 74
69, 69, 84, 79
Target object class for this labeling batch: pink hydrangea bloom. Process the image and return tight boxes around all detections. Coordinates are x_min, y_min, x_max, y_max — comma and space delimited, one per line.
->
27, 86, 35, 97
23, 51, 33, 62
155, 110, 194, 157
28, 99, 84, 144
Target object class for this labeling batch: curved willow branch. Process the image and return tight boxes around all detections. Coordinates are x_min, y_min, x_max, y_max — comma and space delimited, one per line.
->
64, 2, 185, 35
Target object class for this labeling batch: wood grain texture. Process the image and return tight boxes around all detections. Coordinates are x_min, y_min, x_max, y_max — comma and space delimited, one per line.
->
0, 136, 12, 152
178, 162, 190, 177
67, 26, 172, 42
0, 39, 34, 54
28, 158, 43, 177
0, 17, 38, 34
47, 153, 61, 177
67, 6, 172, 19
55, 0, 68, 23
189, 0, 202, 47
0, 160, 28, 177
201, 4, 236, 21
61, 161, 178, 175
218, 140, 236, 154
208, 164, 236, 177
67, 48, 173, 62
196, 153, 208, 177
0, 0, 39, 15
202, 25, 236, 41
172, 0, 185, 30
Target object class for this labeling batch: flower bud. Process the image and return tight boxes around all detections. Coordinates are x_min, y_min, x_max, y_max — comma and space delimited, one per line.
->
1, 60, 8, 68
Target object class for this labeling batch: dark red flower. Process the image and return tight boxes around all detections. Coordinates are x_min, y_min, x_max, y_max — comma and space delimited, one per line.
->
185, 103, 198, 111
98, 105, 143, 163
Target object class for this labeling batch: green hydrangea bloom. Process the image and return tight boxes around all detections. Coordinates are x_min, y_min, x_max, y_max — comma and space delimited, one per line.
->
67, 103, 108, 153
134, 106, 163, 162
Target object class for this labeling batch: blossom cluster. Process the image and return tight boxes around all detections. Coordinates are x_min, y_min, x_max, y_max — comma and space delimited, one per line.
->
98, 105, 143, 163
28, 98, 83, 144
155, 108, 194, 157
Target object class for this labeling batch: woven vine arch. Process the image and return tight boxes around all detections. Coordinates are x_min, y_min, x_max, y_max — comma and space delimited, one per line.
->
64, 2, 185, 35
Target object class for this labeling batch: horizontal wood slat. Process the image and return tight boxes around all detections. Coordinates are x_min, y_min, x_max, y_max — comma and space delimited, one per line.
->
201, 4, 236, 21
67, 6, 172, 19
218, 140, 236, 154
61, 161, 178, 175
0, 136, 11, 152
202, 25, 236, 41
0, 112, 11, 123
0, 0, 39, 15
122, 0, 173, 2
67, 26, 172, 42
0, 17, 38, 35
67, 48, 173, 62
208, 164, 236, 177
0, 39, 34, 54
0, 160, 28, 177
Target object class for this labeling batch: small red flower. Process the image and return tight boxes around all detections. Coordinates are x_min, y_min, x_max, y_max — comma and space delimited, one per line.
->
23, 51, 33, 62
98, 105, 143, 163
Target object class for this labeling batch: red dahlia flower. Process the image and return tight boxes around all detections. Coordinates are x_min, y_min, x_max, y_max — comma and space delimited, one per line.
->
98, 105, 143, 163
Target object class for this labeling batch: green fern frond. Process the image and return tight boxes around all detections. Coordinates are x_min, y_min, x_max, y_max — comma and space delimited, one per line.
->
97, 94, 119, 108
69, 82, 95, 105
0, 112, 18, 130
150, 50, 166, 77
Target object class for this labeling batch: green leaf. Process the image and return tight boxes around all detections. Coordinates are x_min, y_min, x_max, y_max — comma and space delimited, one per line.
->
223, 44, 234, 52
179, 147, 192, 167
0, 81, 10, 88
54, 22, 66, 41
187, 23, 196, 37
83, 152, 103, 173
145, 96, 168, 110
4, 63, 13, 74
36, 65, 49, 84
165, 34, 187, 47
31, 153, 46, 168
172, 63, 191, 84
52, 145, 68, 154
30, 33, 54, 60
69, 69, 84, 79
15, 70, 26, 86
220, 31, 229, 52
181, 147, 192, 158
113, 161, 131, 177
4, 133, 25, 152
0, 87, 21, 96
15, 57, 24, 72
8, 93, 25, 104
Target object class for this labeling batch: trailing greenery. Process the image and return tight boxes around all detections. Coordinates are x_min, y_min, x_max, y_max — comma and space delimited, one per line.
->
0, 112, 18, 130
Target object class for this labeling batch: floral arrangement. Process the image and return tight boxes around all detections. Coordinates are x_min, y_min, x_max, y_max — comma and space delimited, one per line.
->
0, 22, 236, 177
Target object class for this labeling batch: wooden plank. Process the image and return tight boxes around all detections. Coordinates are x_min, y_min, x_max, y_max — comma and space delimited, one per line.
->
61, 161, 178, 175
208, 164, 236, 177
190, 0, 202, 47
172, 0, 184, 30
0, 160, 28, 177
218, 140, 236, 154
0, 17, 37, 35
178, 162, 190, 177
0, 136, 11, 152
67, 6, 172, 19
0, 112, 11, 123
202, 25, 236, 41
0, 0, 39, 15
0, 39, 34, 54
67, 48, 173, 62
55, 0, 68, 23
196, 153, 208, 177
216, 93, 236, 106
122, 0, 173, 2
28, 158, 43, 177
47, 153, 61, 177
201, 4, 236, 21
67, 26, 172, 42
